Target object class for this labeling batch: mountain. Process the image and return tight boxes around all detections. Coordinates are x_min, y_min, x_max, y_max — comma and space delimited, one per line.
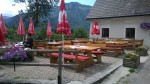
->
5, 2, 92, 31
3, 16, 10, 19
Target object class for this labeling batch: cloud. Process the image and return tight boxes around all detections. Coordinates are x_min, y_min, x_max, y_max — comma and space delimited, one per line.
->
0, 0, 26, 16
65, 0, 95, 6
0, 0, 95, 16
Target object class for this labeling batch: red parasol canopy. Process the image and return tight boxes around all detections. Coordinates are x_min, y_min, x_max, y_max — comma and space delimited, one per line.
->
0, 14, 7, 35
46, 20, 52, 36
0, 28, 5, 44
57, 0, 71, 36
91, 21, 100, 35
28, 17, 35, 36
17, 16, 25, 36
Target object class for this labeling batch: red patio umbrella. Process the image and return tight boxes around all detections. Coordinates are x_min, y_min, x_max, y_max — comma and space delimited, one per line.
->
0, 28, 5, 44
91, 21, 100, 42
65, 21, 71, 36
56, 0, 71, 83
46, 20, 52, 41
17, 16, 25, 41
28, 17, 35, 36
17, 16, 25, 36
57, 0, 71, 36
0, 14, 7, 35
91, 21, 100, 35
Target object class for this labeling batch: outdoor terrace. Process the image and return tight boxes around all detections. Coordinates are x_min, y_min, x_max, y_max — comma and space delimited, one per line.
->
0, 38, 147, 84
0, 55, 121, 84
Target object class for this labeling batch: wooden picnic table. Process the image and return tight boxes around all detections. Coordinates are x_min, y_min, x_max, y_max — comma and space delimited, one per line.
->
47, 42, 62, 46
58, 45, 101, 64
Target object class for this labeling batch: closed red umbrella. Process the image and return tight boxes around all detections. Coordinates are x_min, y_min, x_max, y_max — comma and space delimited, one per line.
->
91, 21, 100, 35
47, 20, 52, 41
66, 21, 71, 36
0, 14, 7, 35
57, 0, 71, 36
28, 17, 35, 36
57, 0, 71, 83
47, 20, 52, 36
17, 16, 25, 36
0, 28, 5, 45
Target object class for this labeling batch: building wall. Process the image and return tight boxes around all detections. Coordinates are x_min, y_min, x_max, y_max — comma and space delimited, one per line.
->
89, 16, 150, 48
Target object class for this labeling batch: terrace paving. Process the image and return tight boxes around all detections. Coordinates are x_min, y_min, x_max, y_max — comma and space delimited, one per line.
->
112, 50, 150, 84
0, 55, 121, 84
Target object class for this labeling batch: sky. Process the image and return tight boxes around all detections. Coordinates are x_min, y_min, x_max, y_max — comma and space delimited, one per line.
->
0, 0, 96, 17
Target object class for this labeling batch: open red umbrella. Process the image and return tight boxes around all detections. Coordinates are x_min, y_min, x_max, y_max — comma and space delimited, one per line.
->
0, 14, 7, 35
57, 0, 71, 36
0, 28, 5, 45
28, 17, 35, 36
46, 20, 52, 41
17, 16, 25, 36
91, 21, 100, 35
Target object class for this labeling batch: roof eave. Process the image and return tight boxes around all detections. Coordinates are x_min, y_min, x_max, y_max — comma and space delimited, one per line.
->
86, 14, 150, 20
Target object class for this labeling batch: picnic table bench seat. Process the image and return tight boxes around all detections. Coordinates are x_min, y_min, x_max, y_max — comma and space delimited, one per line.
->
50, 52, 91, 72
91, 50, 106, 63
79, 43, 106, 63
103, 47, 123, 51
101, 47, 123, 57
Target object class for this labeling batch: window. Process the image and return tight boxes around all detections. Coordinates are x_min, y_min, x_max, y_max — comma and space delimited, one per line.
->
126, 28, 135, 39
102, 28, 109, 38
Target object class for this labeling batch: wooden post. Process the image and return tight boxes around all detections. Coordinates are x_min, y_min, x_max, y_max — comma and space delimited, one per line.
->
58, 48, 63, 84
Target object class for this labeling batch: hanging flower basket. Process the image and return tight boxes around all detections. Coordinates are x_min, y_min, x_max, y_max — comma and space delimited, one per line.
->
123, 53, 140, 68
140, 23, 150, 29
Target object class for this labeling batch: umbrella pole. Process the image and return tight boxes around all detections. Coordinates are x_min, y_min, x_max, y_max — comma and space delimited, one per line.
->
49, 36, 50, 42
61, 34, 64, 64
62, 35, 64, 50
23, 36, 24, 42
58, 34, 64, 84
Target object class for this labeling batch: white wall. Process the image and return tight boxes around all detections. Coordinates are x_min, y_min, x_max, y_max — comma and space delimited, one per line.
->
89, 16, 150, 48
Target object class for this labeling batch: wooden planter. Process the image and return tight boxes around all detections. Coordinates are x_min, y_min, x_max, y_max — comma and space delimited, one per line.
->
123, 57, 140, 68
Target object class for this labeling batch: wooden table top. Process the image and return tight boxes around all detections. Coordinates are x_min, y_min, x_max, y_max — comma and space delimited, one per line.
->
60, 45, 100, 51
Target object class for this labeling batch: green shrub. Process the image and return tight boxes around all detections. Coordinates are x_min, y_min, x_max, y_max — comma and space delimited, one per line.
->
124, 53, 140, 61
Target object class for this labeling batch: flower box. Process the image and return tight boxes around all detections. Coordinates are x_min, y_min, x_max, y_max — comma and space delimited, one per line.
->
135, 47, 148, 56
123, 53, 140, 68
140, 23, 150, 29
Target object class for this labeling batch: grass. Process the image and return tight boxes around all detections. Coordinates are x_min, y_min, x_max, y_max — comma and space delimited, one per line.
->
128, 68, 140, 73
48, 77, 54, 80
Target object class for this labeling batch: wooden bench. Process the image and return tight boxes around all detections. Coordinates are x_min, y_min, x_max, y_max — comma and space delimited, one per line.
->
49, 51, 91, 72
134, 39, 144, 47
33, 41, 48, 56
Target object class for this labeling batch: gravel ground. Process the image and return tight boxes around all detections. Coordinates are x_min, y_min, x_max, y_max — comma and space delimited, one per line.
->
0, 55, 121, 84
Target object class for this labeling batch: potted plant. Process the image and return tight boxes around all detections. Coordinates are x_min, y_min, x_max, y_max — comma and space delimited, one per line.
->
123, 52, 140, 68
135, 47, 148, 56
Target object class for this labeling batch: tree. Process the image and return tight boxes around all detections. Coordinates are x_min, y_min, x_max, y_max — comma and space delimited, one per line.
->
72, 27, 89, 38
13, 0, 59, 26
6, 26, 22, 41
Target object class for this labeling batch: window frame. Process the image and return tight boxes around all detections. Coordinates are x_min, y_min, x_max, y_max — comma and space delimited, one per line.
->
102, 28, 109, 38
125, 28, 135, 39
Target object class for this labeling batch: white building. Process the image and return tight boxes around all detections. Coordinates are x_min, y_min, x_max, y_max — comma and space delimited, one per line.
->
86, 0, 150, 48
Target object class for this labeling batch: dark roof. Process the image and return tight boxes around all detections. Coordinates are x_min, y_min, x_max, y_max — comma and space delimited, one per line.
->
87, 0, 150, 20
